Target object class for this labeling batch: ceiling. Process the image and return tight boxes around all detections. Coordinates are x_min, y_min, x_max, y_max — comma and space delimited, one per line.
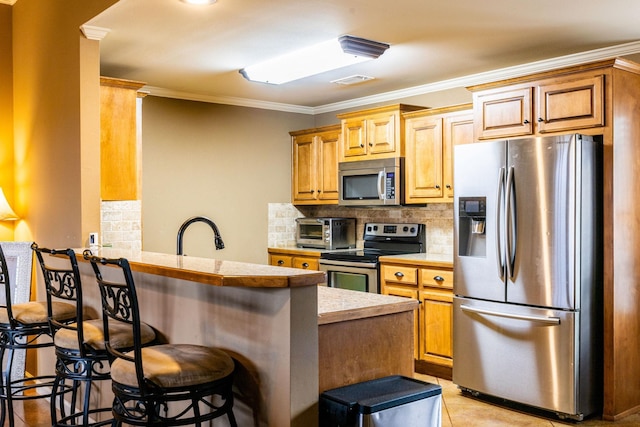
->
85, 0, 640, 113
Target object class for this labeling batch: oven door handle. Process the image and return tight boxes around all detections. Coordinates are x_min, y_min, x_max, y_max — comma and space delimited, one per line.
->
319, 259, 377, 269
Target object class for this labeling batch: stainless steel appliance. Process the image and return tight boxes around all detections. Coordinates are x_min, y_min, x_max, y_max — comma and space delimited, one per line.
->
453, 134, 603, 420
339, 158, 403, 206
296, 217, 356, 250
319, 222, 425, 293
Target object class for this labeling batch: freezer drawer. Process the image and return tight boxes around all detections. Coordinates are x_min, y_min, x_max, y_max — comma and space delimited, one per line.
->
453, 297, 596, 419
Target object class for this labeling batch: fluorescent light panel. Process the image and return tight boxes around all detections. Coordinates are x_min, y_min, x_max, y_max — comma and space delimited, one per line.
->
241, 35, 389, 85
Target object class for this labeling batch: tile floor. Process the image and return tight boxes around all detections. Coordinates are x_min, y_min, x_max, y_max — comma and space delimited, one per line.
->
5, 375, 640, 426
414, 373, 640, 427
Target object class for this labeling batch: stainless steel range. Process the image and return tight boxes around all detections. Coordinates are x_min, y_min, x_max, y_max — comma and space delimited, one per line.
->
319, 223, 425, 293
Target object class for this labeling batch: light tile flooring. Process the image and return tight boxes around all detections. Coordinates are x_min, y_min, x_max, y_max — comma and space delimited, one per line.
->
414, 373, 640, 427
5, 374, 640, 426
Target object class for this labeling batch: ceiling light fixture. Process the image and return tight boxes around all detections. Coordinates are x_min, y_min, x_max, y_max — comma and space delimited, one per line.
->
239, 35, 389, 85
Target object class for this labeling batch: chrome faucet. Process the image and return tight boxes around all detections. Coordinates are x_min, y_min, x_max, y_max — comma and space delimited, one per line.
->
176, 216, 225, 255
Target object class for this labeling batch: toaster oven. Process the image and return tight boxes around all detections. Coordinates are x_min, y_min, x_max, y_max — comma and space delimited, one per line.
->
296, 218, 356, 250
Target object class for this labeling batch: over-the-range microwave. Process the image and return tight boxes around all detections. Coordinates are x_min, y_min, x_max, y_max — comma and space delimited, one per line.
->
338, 157, 403, 206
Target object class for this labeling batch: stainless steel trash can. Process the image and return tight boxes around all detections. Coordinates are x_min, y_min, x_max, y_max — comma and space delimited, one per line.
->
319, 375, 442, 427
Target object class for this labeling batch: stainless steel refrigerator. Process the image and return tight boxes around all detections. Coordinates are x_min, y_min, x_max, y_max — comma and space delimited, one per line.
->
452, 134, 602, 420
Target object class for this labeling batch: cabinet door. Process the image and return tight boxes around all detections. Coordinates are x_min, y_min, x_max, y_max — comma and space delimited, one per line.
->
292, 256, 319, 270
405, 116, 443, 202
292, 133, 317, 202
474, 87, 533, 140
342, 117, 367, 158
269, 254, 293, 267
536, 75, 604, 133
367, 112, 398, 155
383, 284, 419, 360
443, 112, 474, 198
316, 131, 340, 202
419, 288, 453, 367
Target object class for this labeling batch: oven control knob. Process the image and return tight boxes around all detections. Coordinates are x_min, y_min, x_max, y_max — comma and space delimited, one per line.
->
403, 226, 408, 232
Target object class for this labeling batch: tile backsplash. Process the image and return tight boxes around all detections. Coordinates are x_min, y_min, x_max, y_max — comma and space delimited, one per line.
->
268, 203, 453, 255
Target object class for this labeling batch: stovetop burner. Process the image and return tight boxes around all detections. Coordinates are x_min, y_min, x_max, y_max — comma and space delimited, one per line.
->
320, 222, 425, 263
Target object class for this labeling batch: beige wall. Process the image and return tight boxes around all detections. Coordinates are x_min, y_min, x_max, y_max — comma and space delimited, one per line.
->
0, 5, 14, 241
141, 96, 313, 263
11, 0, 117, 247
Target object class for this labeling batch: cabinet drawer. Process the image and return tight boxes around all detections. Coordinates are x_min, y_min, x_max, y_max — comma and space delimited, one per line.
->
270, 255, 293, 267
381, 265, 418, 285
293, 257, 318, 270
421, 268, 453, 289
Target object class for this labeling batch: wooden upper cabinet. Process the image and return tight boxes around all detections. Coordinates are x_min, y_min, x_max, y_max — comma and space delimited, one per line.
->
536, 75, 604, 133
404, 104, 473, 204
405, 115, 444, 200
337, 104, 424, 161
291, 124, 341, 205
443, 110, 474, 198
474, 87, 533, 140
471, 73, 605, 140
100, 77, 146, 201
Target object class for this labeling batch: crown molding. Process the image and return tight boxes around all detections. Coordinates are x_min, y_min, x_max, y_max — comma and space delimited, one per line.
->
143, 86, 316, 114
146, 40, 640, 115
0, 0, 18, 5
80, 25, 111, 41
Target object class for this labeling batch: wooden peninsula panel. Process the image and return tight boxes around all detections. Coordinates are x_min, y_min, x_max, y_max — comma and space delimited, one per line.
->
318, 286, 418, 392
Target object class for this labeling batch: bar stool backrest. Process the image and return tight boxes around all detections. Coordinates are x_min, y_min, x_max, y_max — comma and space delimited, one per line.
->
0, 244, 16, 328
85, 253, 148, 390
31, 244, 86, 353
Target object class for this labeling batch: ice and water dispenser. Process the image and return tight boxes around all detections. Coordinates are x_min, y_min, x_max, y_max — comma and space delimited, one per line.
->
458, 197, 486, 257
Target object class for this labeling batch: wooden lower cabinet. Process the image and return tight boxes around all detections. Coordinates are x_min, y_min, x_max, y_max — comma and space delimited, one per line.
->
267, 249, 320, 270
380, 261, 453, 379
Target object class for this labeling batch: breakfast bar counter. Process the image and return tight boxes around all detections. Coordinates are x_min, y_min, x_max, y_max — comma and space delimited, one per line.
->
64, 249, 416, 427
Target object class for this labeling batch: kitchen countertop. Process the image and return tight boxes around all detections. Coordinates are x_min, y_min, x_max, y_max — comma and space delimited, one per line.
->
76, 247, 325, 288
317, 286, 418, 325
378, 252, 453, 268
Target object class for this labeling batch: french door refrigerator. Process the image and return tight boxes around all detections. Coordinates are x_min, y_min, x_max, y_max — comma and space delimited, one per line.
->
452, 134, 602, 420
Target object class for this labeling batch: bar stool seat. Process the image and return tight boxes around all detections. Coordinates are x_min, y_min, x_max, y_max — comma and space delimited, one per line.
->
53, 318, 156, 351
110, 344, 234, 389
0, 301, 76, 325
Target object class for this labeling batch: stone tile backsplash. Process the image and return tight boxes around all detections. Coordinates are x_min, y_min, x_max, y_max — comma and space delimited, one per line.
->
100, 200, 142, 250
268, 203, 453, 255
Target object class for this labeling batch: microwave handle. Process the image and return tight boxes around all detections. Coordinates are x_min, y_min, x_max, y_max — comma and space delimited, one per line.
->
377, 170, 385, 199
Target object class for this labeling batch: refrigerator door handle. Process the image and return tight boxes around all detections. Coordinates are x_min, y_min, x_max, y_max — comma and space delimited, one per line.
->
496, 167, 505, 279
505, 166, 517, 279
460, 304, 561, 325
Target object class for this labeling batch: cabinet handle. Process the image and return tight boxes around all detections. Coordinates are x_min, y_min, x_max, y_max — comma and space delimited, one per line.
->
317, 189, 321, 193
435, 185, 440, 189
523, 119, 530, 124
538, 117, 544, 122
433, 275, 444, 282
368, 142, 373, 147
446, 184, 452, 189
302, 262, 309, 268
360, 143, 364, 148
394, 271, 404, 278
277, 260, 285, 265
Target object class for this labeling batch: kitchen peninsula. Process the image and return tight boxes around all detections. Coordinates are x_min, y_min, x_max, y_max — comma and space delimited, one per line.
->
69, 248, 416, 427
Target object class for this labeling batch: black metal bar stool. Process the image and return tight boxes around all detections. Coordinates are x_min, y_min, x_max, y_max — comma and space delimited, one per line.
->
84, 252, 238, 427
0, 242, 76, 427
32, 244, 157, 426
